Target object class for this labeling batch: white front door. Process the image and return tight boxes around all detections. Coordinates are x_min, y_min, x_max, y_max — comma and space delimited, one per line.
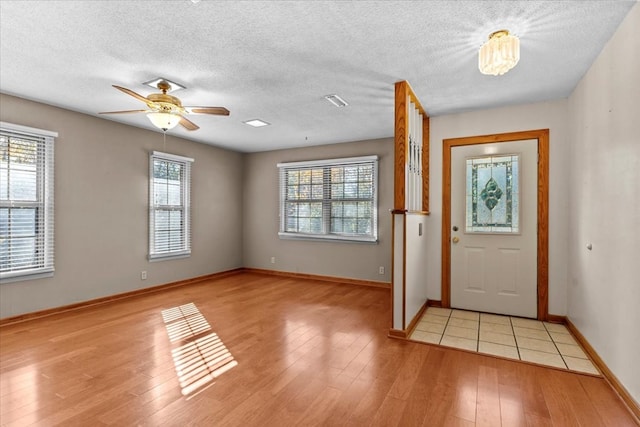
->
450, 139, 538, 318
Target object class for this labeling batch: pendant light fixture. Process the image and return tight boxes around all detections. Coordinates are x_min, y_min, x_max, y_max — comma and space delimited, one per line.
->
479, 30, 520, 76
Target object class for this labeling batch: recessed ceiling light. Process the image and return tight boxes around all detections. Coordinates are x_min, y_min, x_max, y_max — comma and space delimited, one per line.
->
143, 77, 185, 92
243, 119, 270, 127
324, 94, 348, 108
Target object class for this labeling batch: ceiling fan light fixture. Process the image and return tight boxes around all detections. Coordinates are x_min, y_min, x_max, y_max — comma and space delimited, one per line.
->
147, 112, 181, 131
143, 77, 185, 92
478, 30, 520, 76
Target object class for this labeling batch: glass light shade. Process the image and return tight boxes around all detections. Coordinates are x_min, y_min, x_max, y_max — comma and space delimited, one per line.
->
147, 112, 181, 130
479, 30, 520, 76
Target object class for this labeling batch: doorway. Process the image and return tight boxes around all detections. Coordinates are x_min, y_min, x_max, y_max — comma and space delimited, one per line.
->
441, 129, 549, 320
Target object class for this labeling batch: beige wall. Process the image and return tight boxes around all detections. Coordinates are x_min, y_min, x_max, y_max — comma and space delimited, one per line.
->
242, 138, 394, 283
0, 94, 244, 318
567, 3, 639, 402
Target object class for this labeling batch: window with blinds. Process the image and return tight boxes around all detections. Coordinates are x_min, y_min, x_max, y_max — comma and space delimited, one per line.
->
0, 122, 56, 282
149, 151, 193, 260
277, 155, 378, 242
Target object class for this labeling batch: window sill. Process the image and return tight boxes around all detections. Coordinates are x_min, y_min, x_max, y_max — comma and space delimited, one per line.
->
0, 269, 54, 284
278, 232, 378, 244
149, 252, 191, 262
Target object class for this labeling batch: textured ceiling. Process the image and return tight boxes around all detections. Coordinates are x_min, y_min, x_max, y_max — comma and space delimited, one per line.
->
0, 1, 635, 152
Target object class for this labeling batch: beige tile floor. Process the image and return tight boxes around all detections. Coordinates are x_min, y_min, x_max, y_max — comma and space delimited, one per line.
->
410, 307, 600, 375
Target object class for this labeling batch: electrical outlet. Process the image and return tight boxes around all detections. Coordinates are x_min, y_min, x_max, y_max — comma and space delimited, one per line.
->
379, 266, 385, 275
141, 271, 147, 280
270, 257, 276, 264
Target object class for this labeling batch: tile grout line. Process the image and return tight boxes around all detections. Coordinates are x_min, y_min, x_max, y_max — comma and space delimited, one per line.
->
438, 309, 451, 345
475, 312, 480, 352
544, 322, 570, 370
509, 316, 523, 362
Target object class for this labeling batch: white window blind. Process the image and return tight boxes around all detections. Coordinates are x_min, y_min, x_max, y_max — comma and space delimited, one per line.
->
149, 151, 193, 260
0, 122, 56, 282
277, 155, 378, 243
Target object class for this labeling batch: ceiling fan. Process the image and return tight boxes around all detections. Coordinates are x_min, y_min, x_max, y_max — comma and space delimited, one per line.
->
99, 80, 230, 131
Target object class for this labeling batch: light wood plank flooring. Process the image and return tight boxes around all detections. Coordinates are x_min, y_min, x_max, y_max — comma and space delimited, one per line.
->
0, 272, 636, 426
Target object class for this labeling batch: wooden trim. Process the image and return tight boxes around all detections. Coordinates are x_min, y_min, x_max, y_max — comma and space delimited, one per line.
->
394, 81, 408, 210
394, 80, 430, 212
0, 268, 244, 327
566, 319, 640, 422
546, 314, 567, 324
441, 129, 550, 320
406, 210, 430, 216
404, 300, 428, 338
537, 130, 550, 320
388, 328, 407, 339
441, 135, 452, 308
427, 299, 442, 308
422, 115, 430, 213
404, 80, 427, 115
242, 268, 391, 289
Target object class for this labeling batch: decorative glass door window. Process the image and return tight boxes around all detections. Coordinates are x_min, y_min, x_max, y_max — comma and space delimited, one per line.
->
466, 154, 519, 233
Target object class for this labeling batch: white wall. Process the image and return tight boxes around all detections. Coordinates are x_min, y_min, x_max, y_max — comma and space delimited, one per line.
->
391, 213, 429, 330
427, 99, 570, 315
243, 138, 394, 283
0, 94, 244, 318
404, 213, 429, 327
567, 3, 639, 403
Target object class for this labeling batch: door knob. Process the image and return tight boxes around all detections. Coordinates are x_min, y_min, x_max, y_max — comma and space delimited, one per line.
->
452, 236, 460, 243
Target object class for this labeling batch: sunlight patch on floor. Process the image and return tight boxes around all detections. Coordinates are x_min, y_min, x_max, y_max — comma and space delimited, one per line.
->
162, 303, 237, 396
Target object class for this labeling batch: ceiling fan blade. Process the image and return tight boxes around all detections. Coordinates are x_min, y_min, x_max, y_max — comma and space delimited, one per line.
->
99, 109, 148, 115
113, 85, 154, 106
179, 116, 200, 131
185, 106, 230, 116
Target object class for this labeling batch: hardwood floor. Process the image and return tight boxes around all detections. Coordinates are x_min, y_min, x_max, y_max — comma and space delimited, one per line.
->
0, 272, 636, 426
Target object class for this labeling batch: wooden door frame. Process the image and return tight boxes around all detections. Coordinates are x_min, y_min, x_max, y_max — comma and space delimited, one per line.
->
441, 129, 549, 320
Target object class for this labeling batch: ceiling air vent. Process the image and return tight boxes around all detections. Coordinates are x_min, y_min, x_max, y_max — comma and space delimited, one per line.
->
324, 94, 349, 108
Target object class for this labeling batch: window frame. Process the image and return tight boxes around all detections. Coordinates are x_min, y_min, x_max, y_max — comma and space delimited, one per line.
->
149, 151, 193, 261
277, 155, 379, 243
0, 121, 56, 283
